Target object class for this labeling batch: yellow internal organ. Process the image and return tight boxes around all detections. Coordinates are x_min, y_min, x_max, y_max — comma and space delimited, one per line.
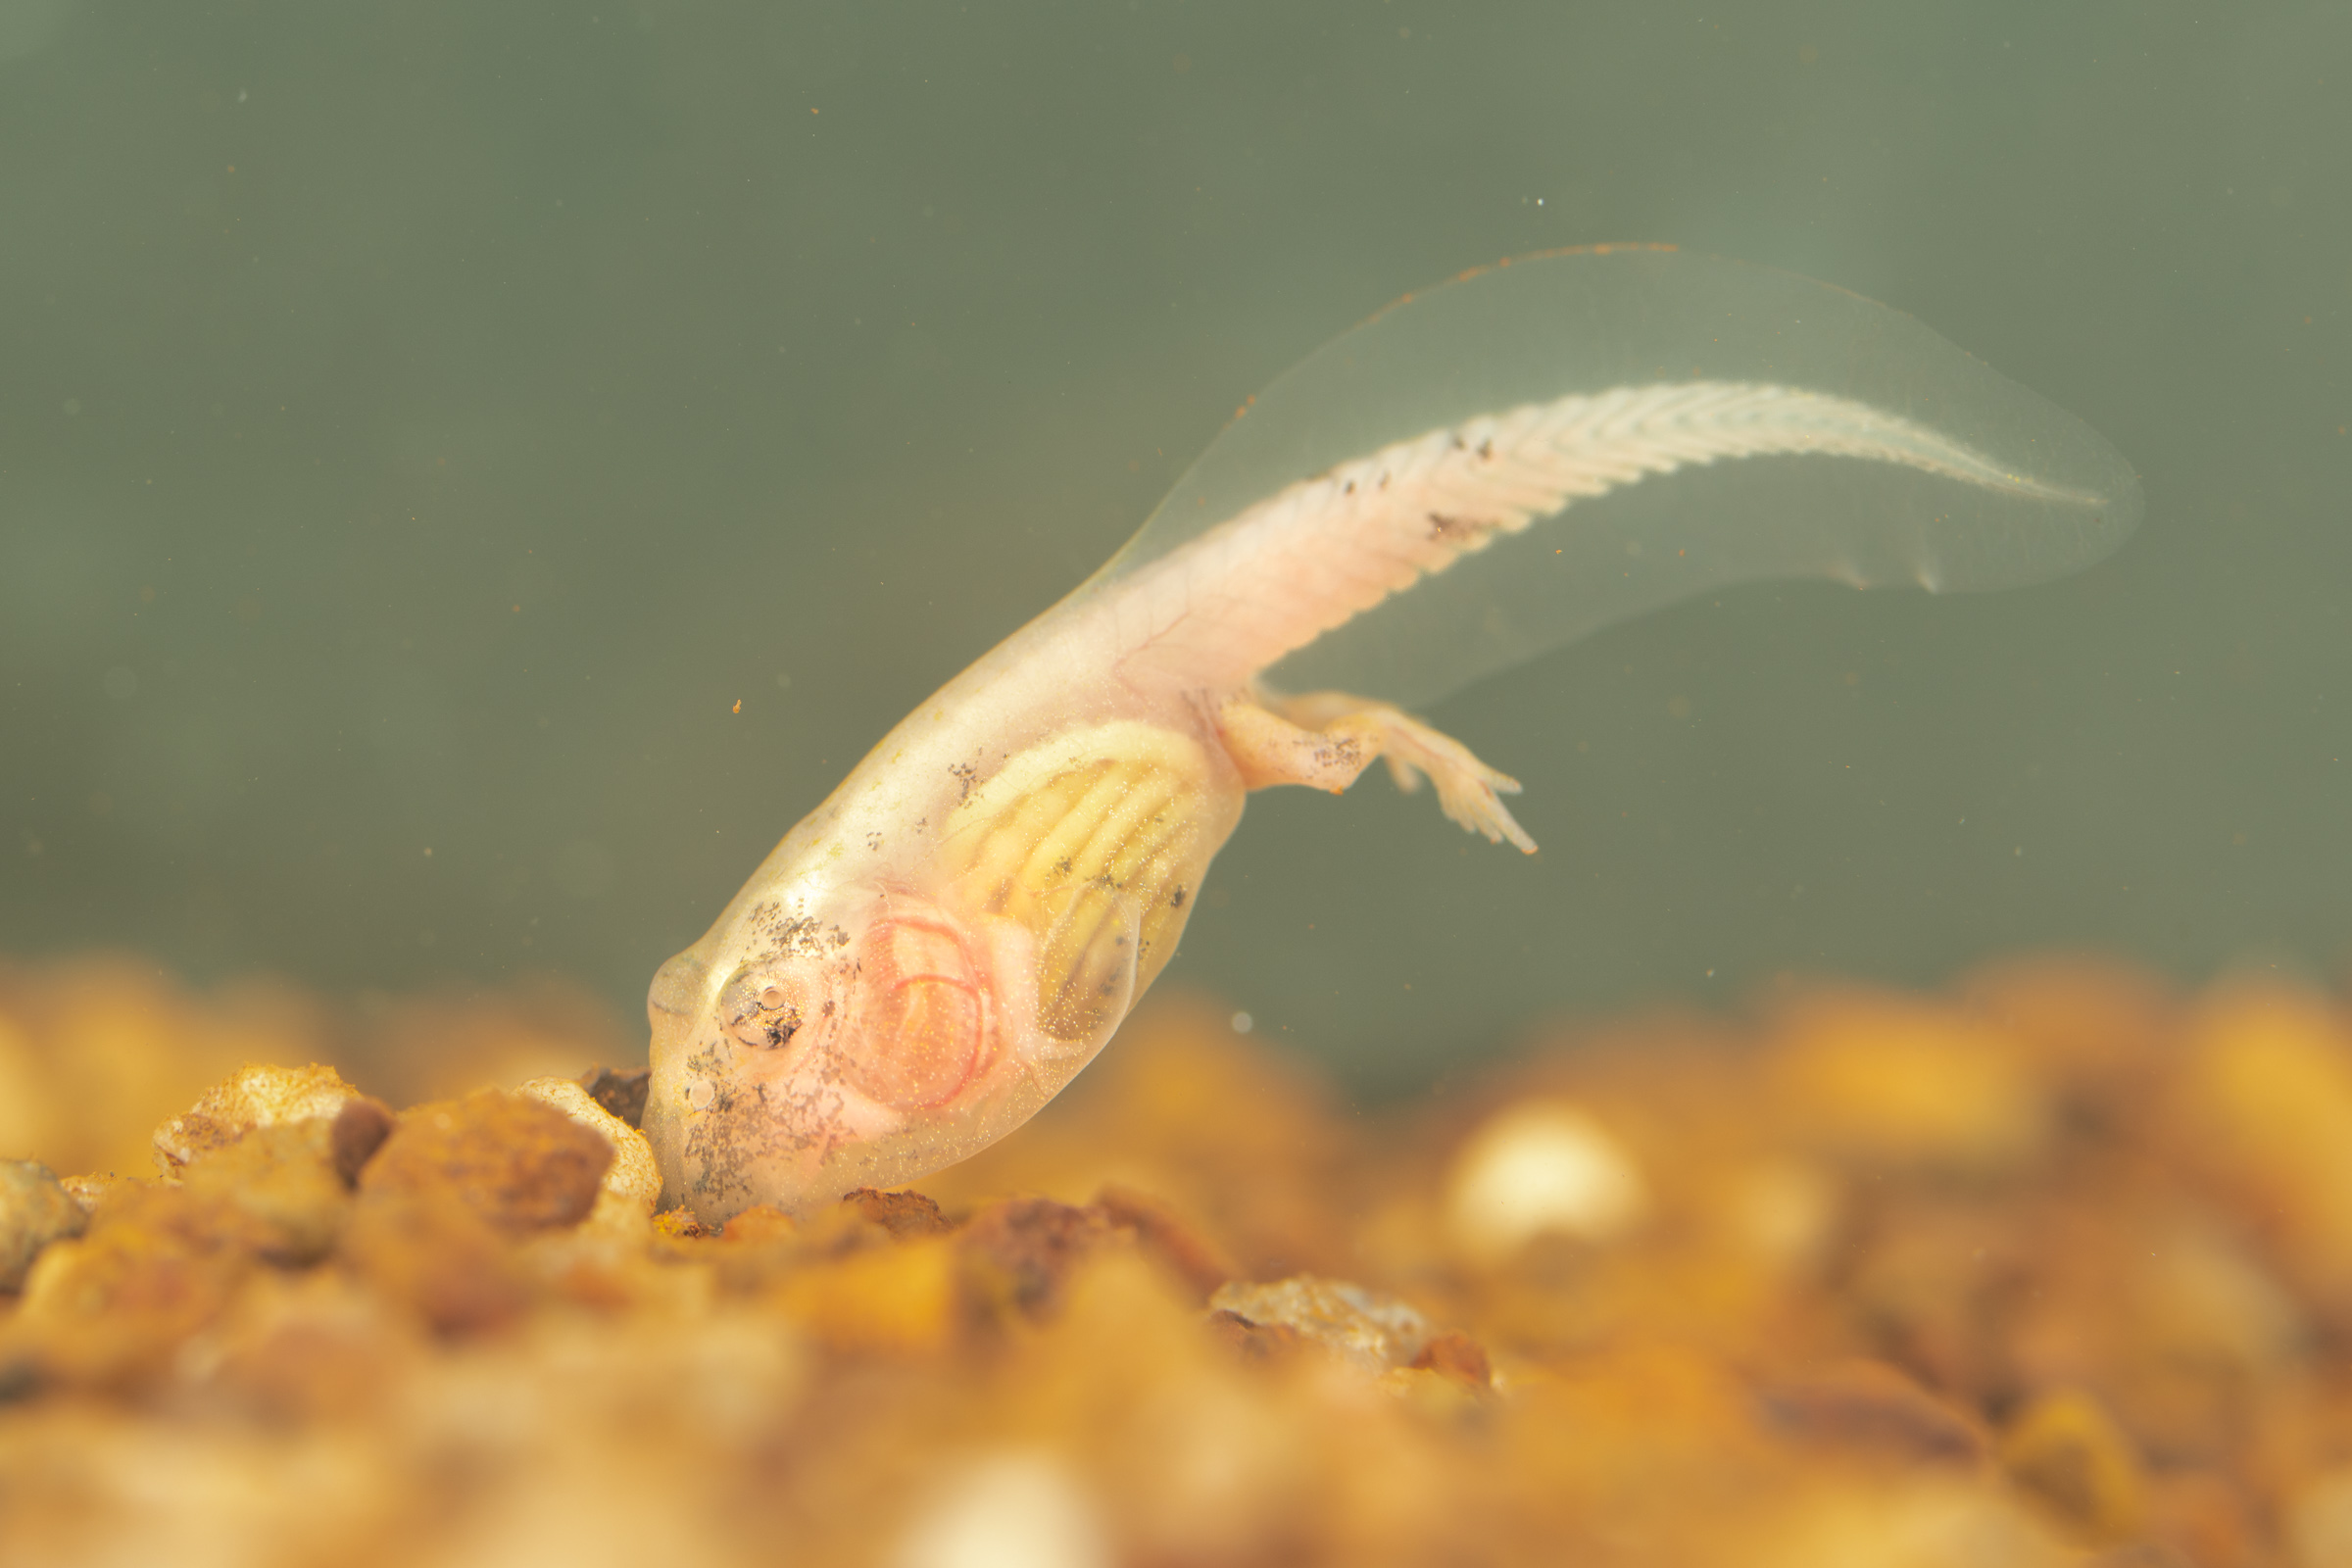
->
946, 722, 1211, 1042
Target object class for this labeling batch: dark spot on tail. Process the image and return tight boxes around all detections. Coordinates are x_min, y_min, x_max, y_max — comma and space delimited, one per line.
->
1428, 512, 1489, 544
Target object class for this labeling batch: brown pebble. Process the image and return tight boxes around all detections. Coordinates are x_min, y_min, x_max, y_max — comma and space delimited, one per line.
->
1204, 1308, 1311, 1369
180, 1122, 354, 1265
338, 1191, 531, 1336
1410, 1330, 1494, 1389
702, 1204, 806, 1291
152, 1062, 373, 1176
841, 1187, 953, 1240
720, 1204, 801, 1246
360, 1090, 612, 1234
2142, 1468, 2262, 1567
2001, 1389, 2148, 1546
194, 1273, 423, 1423
1754, 1360, 1988, 1466
0, 1161, 87, 1293
2076, 1545, 2196, 1568
328, 1098, 396, 1185
958, 1197, 1114, 1320
1096, 1183, 1234, 1302
579, 1066, 651, 1129
5, 1185, 266, 1386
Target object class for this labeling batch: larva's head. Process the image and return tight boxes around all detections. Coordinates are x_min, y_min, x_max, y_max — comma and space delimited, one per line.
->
642, 879, 1039, 1223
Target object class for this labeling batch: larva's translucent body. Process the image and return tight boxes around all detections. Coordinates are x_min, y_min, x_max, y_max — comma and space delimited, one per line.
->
645, 247, 2140, 1221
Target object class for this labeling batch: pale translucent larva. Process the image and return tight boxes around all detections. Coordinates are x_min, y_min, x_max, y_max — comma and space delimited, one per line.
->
645, 247, 2138, 1220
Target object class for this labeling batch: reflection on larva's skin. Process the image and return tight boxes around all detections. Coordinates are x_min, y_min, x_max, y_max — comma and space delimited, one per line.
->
643, 246, 2142, 1223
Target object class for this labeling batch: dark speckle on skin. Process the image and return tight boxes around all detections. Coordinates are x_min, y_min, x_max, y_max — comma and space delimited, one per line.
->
1169, 886, 1186, 909
757, 914, 839, 963
1315, 734, 1365, 771
681, 1044, 754, 1207
1427, 512, 1490, 544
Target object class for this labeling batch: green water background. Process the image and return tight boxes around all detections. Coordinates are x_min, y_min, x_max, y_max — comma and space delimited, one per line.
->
2, 2, 2344, 1089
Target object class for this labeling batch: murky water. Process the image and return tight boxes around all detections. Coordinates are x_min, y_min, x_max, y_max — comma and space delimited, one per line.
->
2, 2, 2344, 1089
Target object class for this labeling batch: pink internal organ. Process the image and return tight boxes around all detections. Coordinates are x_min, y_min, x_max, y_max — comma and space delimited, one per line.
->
850, 916, 993, 1109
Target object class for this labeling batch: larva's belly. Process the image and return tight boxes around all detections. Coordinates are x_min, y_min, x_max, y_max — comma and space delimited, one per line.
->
939, 718, 1237, 1052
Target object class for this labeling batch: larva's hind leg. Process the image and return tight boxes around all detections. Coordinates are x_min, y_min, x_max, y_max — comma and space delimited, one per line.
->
1213, 689, 1537, 854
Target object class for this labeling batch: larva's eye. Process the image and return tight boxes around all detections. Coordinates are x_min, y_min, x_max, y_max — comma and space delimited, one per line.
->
718, 966, 809, 1052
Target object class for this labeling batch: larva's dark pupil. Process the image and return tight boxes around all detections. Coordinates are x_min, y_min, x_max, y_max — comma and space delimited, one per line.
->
725, 978, 804, 1051
742, 997, 800, 1048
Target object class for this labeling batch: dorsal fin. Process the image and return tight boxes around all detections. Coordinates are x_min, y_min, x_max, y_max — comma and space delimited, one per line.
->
1107, 379, 2098, 692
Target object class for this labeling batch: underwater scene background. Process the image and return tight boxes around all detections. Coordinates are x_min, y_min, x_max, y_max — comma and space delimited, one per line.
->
2, 0, 2346, 1090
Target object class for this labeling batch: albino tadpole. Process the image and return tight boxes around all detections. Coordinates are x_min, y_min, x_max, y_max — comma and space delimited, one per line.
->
644, 245, 2140, 1222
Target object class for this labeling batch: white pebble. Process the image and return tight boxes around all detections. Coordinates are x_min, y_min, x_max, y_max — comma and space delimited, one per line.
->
518, 1077, 662, 1217
894, 1450, 1110, 1568
1445, 1100, 1648, 1263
